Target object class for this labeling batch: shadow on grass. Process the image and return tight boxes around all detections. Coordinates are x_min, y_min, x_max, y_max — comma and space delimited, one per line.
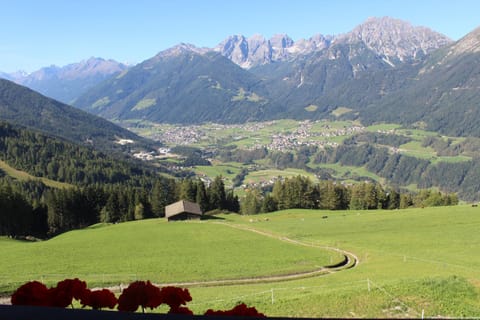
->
201, 215, 225, 220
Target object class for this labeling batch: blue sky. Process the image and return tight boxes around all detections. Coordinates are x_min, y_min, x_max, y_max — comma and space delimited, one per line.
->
1, 0, 479, 72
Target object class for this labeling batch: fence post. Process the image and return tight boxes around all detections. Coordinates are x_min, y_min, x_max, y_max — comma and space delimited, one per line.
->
367, 279, 371, 292
271, 288, 274, 304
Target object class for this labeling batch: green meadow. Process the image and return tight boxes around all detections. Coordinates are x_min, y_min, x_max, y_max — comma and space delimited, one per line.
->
243, 168, 319, 185
0, 219, 342, 294
1, 205, 479, 317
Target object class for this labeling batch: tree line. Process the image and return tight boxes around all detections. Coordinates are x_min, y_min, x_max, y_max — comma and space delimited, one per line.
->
0, 176, 238, 238
240, 176, 458, 215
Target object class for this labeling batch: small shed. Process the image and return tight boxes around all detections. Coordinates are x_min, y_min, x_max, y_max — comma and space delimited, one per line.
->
165, 200, 203, 221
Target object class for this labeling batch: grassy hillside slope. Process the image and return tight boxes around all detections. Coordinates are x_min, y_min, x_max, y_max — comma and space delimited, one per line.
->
1, 206, 479, 317
191, 206, 480, 317
0, 219, 341, 293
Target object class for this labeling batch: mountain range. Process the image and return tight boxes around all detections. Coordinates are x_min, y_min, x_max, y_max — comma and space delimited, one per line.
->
1, 57, 127, 104
3, 17, 480, 137
215, 17, 451, 68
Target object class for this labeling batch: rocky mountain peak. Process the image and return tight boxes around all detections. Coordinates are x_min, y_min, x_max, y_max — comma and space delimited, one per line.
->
60, 57, 127, 80
270, 34, 294, 49
155, 43, 209, 59
1, 58, 128, 103
214, 35, 256, 68
215, 33, 312, 68
339, 16, 452, 62
287, 34, 332, 55
447, 26, 480, 56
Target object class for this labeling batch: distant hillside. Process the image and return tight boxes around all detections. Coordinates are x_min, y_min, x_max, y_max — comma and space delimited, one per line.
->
0, 79, 153, 151
1, 57, 127, 104
0, 120, 156, 186
74, 45, 270, 123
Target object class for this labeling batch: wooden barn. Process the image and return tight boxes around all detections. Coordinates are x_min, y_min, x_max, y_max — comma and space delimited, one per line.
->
165, 200, 203, 221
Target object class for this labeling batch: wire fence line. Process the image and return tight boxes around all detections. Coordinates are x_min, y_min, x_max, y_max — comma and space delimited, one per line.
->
2, 277, 478, 318
189, 278, 476, 319
188, 280, 369, 307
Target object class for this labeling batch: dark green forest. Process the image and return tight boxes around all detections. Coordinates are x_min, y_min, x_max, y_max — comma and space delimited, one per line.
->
0, 78, 152, 152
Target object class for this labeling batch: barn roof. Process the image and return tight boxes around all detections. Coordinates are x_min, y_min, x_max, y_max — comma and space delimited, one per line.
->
165, 200, 203, 219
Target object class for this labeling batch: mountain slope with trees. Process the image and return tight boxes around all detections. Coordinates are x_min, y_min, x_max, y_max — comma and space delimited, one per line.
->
0, 121, 239, 238
71, 17, 480, 138
74, 45, 270, 124
361, 27, 480, 136
0, 79, 153, 152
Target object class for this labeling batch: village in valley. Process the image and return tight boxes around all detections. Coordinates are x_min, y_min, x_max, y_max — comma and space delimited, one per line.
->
129, 119, 366, 161
124, 119, 373, 193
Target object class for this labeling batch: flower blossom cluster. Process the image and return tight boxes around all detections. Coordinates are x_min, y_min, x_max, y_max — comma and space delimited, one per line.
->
11, 279, 117, 310
10, 278, 265, 317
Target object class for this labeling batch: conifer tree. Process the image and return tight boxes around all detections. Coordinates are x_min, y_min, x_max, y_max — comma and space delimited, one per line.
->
241, 189, 261, 215
208, 176, 226, 210
195, 180, 209, 213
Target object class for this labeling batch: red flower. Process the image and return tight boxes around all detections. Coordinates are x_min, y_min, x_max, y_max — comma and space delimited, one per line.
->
49, 278, 88, 308
117, 281, 162, 312
159, 286, 192, 309
169, 306, 194, 315
205, 303, 266, 317
11, 281, 51, 307
80, 289, 117, 310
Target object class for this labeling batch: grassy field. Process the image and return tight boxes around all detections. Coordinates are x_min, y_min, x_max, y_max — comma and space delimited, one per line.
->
1, 205, 479, 317
0, 219, 342, 295
191, 206, 480, 318
193, 162, 243, 186
243, 168, 319, 185
313, 163, 386, 183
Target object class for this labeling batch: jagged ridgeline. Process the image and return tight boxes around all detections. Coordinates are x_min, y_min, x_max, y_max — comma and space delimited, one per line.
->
74, 48, 271, 124
71, 18, 480, 137
1, 58, 128, 105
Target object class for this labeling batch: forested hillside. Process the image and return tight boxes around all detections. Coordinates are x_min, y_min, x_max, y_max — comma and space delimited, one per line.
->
313, 135, 480, 201
0, 122, 239, 237
74, 48, 270, 124
0, 79, 153, 152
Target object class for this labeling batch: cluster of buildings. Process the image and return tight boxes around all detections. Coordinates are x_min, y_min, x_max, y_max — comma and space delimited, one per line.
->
134, 120, 365, 161
153, 126, 204, 145
132, 147, 172, 161
250, 121, 365, 151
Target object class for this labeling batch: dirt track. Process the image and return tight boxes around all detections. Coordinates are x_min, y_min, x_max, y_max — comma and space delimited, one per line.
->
0, 222, 359, 304
155, 222, 359, 288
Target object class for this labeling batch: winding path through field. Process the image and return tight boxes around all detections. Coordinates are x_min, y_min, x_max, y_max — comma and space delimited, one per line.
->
0, 221, 359, 304
156, 222, 359, 288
